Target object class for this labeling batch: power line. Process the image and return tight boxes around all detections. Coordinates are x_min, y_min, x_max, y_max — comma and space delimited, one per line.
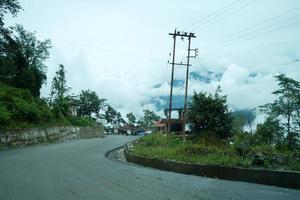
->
183, 0, 243, 31
193, 0, 257, 33
200, 19, 300, 53
185, 0, 257, 33
199, 5, 300, 50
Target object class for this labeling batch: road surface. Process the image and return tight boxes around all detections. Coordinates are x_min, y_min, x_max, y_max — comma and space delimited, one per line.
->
0, 136, 299, 200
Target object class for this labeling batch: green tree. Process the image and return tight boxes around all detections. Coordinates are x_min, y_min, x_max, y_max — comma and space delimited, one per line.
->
0, 0, 21, 26
261, 74, 300, 149
50, 64, 71, 118
188, 87, 233, 140
126, 112, 136, 126
115, 111, 125, 127
0, 25, 51, 96
104, 105, 117, 125
104, 105, 124, 128
255, 116, 284, 146
139, 109, 160, 130
78, 89, 106, 117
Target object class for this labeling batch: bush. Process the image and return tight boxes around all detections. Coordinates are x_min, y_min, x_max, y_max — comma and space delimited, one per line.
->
188, 87, 233, 140
0, 104, 11, 123
133, 133, 300, 171
0, 84, 54, 129
233, 131, 256, 157
255, 116, 284, 146
137, 133, 182, 147
66, 116, 97, 127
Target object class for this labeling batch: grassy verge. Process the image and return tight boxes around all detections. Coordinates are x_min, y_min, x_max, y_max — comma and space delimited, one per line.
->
131, 133, 300, 172
0, 84, 99, 131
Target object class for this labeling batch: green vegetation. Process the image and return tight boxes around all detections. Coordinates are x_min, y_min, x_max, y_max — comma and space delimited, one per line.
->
126, 112, 137, 127
0, 25, 51, 97
0, 84, 54, 129
0, 0, 21, 26
137, 109, 160, 130
260, 74, 300, 149
65, 116, 97, 127
0, 0, 162, 134
0, 2, 100, 130
133, 75, 300, 172
0, 84, 98, 130
50, 64, 72, 118
188, 86, 233, 140
78, 89, 106, 118
132, 133, 300, 171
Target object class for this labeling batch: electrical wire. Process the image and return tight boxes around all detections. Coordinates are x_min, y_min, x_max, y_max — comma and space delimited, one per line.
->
198, 5, 300, 51
184, 0, 257, 33
193, 0, 257, 33
183, 0, 244, 31
200, 15, 300, 53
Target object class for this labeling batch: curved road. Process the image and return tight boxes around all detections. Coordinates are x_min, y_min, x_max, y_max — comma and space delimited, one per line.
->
0, 136, 299, 200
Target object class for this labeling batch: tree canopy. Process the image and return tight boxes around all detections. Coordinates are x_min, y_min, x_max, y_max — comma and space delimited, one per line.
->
126, 112, 137, 126
188, 87, 233, 140
50, 64, 71, 118
104, 105, 124, 129
0, 25, 51, 96
138, 109, 160, 130
0, 0, 21, 26
260, 74, 300, 149
78, 89, 106, 117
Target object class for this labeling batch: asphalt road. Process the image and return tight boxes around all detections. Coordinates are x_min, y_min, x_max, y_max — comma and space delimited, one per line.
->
0, 136, 299, 200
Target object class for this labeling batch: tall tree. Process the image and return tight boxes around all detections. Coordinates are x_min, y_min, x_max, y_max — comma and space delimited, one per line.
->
126, 112, 136, 126
139, 109, 160, 130
0, 25, 51, 96
78, 89, 106, 117
188, 87, 233, 140
104, 105, 125, 128
0, 0, 21, 26
104, 105, 117, 126
255, 116, 284, 146
261, 74, 300, 149
50, 64, 71, 117
50, 65, 70, 101
115, 112, 125, 127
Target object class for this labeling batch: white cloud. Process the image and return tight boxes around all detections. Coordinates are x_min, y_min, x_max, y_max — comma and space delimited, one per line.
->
5, 0, 300, 119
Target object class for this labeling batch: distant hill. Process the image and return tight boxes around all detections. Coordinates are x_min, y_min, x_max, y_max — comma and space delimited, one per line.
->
149, 68, 223, 111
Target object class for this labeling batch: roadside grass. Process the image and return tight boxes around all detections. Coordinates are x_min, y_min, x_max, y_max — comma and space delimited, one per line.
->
132, 133, 300, 172
0, 84, 99, 131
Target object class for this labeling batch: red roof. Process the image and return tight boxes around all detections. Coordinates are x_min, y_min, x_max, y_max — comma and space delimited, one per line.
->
153, 121, 166, 128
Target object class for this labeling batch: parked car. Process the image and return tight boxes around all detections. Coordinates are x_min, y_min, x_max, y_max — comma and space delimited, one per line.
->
137, 131, 146, 137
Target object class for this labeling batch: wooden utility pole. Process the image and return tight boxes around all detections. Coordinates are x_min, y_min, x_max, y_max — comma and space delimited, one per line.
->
167, 29, 177, 134
168, 30, 196, 134
182, 33, 196, 139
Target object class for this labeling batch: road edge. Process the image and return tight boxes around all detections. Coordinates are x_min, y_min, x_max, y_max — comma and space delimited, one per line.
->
124, 143, 300, 189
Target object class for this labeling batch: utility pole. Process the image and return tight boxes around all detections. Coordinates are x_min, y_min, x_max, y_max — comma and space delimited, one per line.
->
182, 33, 196, 139
167, 29, 177, 134
168, 30, 196, 135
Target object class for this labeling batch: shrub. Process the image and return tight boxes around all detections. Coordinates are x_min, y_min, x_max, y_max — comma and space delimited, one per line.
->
0, 104, 11, 123
0, 84, 54, 129
188, 87, 233, 140
66, 116, 97, 127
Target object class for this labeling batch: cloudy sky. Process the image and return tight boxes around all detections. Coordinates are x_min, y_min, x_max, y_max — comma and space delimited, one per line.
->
5, 0, 300, 118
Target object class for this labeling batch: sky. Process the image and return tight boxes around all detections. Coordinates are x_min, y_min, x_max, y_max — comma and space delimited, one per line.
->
4, 0, 300, 120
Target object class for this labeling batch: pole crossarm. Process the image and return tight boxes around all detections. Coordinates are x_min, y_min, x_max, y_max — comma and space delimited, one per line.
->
169, 62, 192, 66
167, 29, 197, 135
169, 32, 196, 38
